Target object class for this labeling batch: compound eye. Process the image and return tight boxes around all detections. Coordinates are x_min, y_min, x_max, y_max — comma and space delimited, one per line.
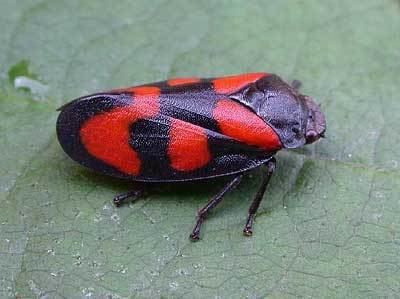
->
306, 130, 318, 144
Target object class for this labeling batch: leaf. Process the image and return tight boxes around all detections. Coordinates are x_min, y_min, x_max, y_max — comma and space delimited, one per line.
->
1, 0, 399, 298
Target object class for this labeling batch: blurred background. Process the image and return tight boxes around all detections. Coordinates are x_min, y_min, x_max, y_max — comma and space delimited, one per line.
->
1, 1, 399, 298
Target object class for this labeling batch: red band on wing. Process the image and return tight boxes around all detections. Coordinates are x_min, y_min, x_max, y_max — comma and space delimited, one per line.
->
167, 77, 201, 86
168, 119, 211, 172
213, 99, 282, 151
112, 85, 161, 95
80, 87, 161, 175
213, 72, 269, 94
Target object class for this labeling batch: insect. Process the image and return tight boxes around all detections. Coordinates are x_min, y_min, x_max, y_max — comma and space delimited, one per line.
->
56, 72, 326, 240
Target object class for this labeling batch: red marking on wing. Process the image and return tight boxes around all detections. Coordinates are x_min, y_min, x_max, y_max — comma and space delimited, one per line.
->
80, 87, 160, 175
213, 99, 282, 151
112, 85, 161, 94
168, 119, 211, 172
167, 77, 201, 86
213, 72, 269, 94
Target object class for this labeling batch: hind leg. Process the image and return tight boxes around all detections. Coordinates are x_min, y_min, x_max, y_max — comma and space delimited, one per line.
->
113, 187, 144, 207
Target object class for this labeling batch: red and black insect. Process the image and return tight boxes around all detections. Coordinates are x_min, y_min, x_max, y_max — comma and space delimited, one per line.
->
56, 72, 326, 240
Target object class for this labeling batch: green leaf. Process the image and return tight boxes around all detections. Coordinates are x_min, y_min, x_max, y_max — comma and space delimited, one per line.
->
1, 1, 399, 298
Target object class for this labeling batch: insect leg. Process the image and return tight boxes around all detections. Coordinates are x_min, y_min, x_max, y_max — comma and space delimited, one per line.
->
113, 188, 144, 207
190, 174, 243, 241
243, 157, 276, 236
